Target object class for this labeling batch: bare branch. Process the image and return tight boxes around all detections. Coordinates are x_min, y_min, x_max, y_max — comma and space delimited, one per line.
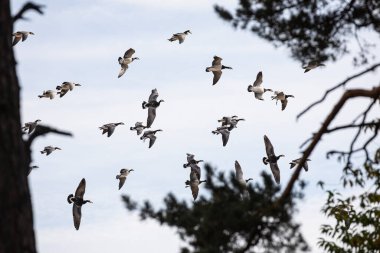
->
13, 2, 45, 23
25, 124, 72, 148
296, 62, 380, 120
279, 86, 380, 204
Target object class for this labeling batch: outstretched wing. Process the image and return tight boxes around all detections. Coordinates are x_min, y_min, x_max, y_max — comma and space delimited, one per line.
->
21, 33, 29, 41
148, 89, 159, 102
281, 99, 288, 111
12, 35, 22, 46
212, 71, 222, 85
211, 56, 222, 66
234, 160, 244, 180
253, 71, 263, 87
72, 204, 82, 230
118, 177, 126, 190
269, 163, 280, 184
124, 48, 135, 58
75, 178, 86, 198
107, 125, 116, 137
118, 65, 128, 78
147, 108, 156, 128
190, 182, 199, 201
221, 130, 230, 146
263, 135, 275, 157
148, 135, 157, 148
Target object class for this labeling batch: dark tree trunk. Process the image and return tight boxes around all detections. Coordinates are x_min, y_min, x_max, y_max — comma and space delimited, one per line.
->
0, 1, 37, 252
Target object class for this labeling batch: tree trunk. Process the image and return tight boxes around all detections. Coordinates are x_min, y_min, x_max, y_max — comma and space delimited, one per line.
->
0, 1, 37, 252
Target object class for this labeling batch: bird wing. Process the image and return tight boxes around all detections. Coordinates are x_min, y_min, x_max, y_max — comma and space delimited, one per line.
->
190, 182, 199, 200
235, 160, 244, 180
118, 177, 126, 190
148, 89, 159, 102
148, 135, 157, 148
59, 89, 68, 98
281, 99, 288, 111
118, 65, 128, 78
221, 129, 230, 146
254, 93, 263, 100
75, 178, 86, 198
264, 135, 275, 157
28, 124, 36, 134
187, 154, 195, 163
147, 108, 156, 128
72, 204, 82, 230
120, 169, 127, 175
21, 33, 29, 41
212, 56, 222, 66
269, 162, 281, 184
107, 125, 116, 137
303, 161, 309, 172
124, 48, 135, 58
136, 127, 143, 135
49, 92, 55, 99
45, 149, 53, 155
253, 72, 263, 87
178, 35, 185, 44
12, 35, 22, 46
212, 71, 222, 85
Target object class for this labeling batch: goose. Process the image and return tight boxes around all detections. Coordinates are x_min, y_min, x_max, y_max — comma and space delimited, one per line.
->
116, 168, 134, 190
38, 90, 55, 99
235, 160, 253, 198
140, 129, 162, 148
271, 91, 295, 111
263, 135, 284, 184
183, 153, 204, 168
56, 82, 81, 97
40, 146, 61, 156
27, 165, 39, 176
212, 126, 230, 147
12, 31, 34, 46
168, 30, 191, 44
130, 122, 147, 135
67, 178, 92, 230
22, 119, 41, 134
247, 71, 273, 100
218, 116, 238, 126
303, 60, 325, 73
206, 56, 232, 85
118, 48, 139, 78
186, 162, 202, 181
227, 118, 245, 131
188, 170, 201, 201
290, 158, 311, 172
99, 122, 124, 137
142, 89, 164, 128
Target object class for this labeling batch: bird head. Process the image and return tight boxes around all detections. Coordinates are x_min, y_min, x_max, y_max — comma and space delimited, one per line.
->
246, 178, 253, 182
129, 169, 134, 172
30, 32, 35, 35
117, 122, 125, 126
159, 99, 165, 103
55, 147, 62, 150
35, 119, 42, 123
75, 83, 82, 86
185, 30, 191, 34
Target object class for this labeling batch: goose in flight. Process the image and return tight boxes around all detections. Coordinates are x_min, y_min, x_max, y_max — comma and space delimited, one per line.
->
183, 153, 204, 168
168, 30, 191, 44
118, 48, 139, 78
142, 89, 164, 128
56, 82, 81, 97
116, 168, 134, 190
303, 60, 325, 73
140, 129, 162, 148
99, 122, 124, 137
40, 146, 61, 156
22, 119, 41, 134
212, 126, 230, 147
247, 71, 273, 100
263, 135, 284, 184
67, 178, 93, 230
38, 90, 55, 100
130, 122, 147, 135
290, 158, 311, 172
205, 56, 232, 85
271, 91, 295, 111
235, 161, 253, 198
12, 31, 34, 46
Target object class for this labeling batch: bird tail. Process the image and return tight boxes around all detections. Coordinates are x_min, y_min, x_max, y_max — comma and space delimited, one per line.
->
142, 101, 147, 109
40, 151, 44, 154
116, 175, 120, 179
247, 85, 253, 92
304, 69, 310, 73
183, 163, 188, 168
56, 86, 62, 90
38, 95, 43, 98
67, 194, 74, 204
289, 162, 296, 169
130, 127, 134, 131
168, 37, 175, 42
262, 157, 268, 165
205, 67, 211, 72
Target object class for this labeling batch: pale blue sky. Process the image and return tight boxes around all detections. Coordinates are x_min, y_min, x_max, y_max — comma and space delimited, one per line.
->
12, 0, 379, 252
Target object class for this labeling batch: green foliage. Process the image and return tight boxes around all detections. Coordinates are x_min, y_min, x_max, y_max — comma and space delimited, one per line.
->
214, 0, 380, 64
123, 164, 309, 253
318, 151, 380, 252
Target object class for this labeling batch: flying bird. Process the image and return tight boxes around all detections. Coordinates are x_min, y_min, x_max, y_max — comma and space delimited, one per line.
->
205, 56, 232, 85
56, 82, 81, 97
142, 89, 164, 128
235, 160, 253, 198
302, 60, 325, 73
183, 153, 204, 168
140, 129, 162, 148
263, 135, 284, 184
218, 116, 245, 131
67, 178, 93, 230
271, 91, 295, 111
130, 122, 147, 135
247, 71, 273, 100
168, 30, 191, 44
38, 90, 55, 100
22, 119, 41, 134
116, 168, 134, 190
40, 146, 61, 156
12, 31, 34, 46
99, 122, 124, 137
212, 126, 230, 147
118, 48, 139, 78
290, 158, 311, 172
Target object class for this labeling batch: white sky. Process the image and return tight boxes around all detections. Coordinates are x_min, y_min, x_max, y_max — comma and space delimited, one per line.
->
12, 0, 379, 252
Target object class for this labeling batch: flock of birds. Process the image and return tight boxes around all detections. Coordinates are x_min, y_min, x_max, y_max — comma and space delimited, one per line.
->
15, 29, 322, 230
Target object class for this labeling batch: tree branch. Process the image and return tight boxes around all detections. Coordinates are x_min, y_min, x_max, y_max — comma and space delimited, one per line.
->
25, 124, 72, 149
296, 62, 380, 120
13, 2, 44, 23
279, 86, 380, 204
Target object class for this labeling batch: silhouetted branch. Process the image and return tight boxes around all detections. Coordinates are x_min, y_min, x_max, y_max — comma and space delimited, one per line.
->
13, 2, 44, 23
25, 124, 72, 148
296, 62, 380, 120
279, 86, 380, 204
